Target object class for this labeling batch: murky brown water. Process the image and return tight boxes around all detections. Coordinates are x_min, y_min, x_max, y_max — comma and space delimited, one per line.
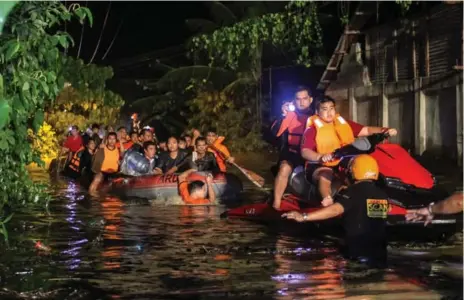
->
0, 153, 462, 299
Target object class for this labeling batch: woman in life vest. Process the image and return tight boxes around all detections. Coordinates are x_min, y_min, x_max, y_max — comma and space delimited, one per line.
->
89, 132, 120, 194
271, 86, 314, 210
66, 138, 97, 178
301, 97, 397, 206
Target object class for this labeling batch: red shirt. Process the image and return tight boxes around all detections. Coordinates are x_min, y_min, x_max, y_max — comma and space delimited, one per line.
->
301, 120, 364, 152
64, 135, 83, 153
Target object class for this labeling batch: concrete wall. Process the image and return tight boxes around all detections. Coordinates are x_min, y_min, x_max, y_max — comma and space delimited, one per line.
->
326, 74, 463, 165
323, 3, 463, 165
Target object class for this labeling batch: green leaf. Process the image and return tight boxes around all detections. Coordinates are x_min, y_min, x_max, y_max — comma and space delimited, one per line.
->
32, 110, 44, 132
2, 223, 8, 244
1, 213, 13, 225
0, 74, 3, 98
57, 35, 68, 48
46, 71, 56, 83
0, 98, 11, 130
81, 7, 93, 27
0, 139, 7, 150
40, 81, 49, 96
22, 81, 29, 91
5, 40, 20, 62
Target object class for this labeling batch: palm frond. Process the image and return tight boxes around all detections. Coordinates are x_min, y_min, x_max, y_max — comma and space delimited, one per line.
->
131, 91, 175, 108
149, 61, 174, 73
185, 18, 218, 34
150, 65, 236, 91
222, 76, 256, 95
208, 2, 237, 26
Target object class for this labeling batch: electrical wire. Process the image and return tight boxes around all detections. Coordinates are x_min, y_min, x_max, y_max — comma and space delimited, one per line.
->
102, 19, 123, 61
77, 0, 88, 59
89, 1, 112, 64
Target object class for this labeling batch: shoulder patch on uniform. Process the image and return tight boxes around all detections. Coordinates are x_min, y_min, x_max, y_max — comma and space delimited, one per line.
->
314, 118, 324, 128
337, 116, 347, 124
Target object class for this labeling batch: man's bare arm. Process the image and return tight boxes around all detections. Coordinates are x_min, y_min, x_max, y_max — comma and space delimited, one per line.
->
432, 192, 464, 215
301, 148, 321, 162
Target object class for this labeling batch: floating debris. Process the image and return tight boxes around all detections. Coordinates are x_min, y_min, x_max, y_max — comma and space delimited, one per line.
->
34, 241, 51, 252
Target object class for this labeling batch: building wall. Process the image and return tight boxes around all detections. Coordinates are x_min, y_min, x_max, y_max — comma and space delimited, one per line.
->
325, 4, 463, 165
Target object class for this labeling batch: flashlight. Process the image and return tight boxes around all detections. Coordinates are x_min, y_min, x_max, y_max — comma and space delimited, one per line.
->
288, 104, 296, 112
68, 126, 73, 131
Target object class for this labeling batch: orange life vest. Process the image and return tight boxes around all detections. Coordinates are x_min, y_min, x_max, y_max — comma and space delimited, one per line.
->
308, 114, 355, 166
208, 136, 229, 172
68, 147, 85, 173
276, 111, 309, 152
101, 146, 120, 173
116, 140, 133, 151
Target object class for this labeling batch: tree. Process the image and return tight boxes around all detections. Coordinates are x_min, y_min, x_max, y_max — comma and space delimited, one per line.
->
46, 56, 124, 136
187, 2, 323, 128
0, 1, 91, 238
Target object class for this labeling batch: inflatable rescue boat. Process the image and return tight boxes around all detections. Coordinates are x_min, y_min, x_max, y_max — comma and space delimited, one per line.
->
108, 172, 243, 201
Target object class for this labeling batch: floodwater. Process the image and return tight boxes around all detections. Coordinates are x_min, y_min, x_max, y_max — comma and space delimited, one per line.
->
0, 153, 462, 300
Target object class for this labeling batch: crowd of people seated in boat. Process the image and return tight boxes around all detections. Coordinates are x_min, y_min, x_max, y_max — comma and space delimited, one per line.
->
59, 114, 235, 204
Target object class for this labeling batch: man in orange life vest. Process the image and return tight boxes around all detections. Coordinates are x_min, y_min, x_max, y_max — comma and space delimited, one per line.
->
301, 96, 397, 206
89, 132, 120, 193
271, 86, 314, 210
206, 129, 235, 172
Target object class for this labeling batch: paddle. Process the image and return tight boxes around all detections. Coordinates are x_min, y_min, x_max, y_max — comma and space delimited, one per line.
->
208, 144, 265, 188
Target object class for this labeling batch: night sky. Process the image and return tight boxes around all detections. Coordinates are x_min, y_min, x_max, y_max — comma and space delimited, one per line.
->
65, 1, 210, 64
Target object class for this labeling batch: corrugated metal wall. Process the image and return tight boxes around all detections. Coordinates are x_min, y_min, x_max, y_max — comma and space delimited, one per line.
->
365, 4, 462, 83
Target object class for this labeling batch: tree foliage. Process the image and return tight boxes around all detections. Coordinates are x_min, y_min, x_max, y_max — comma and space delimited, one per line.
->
47, 56, 124, 135
188, 88, 265, 152
27, 121, 58, 165
0, 1, 91, 222
189, 1, 323, 69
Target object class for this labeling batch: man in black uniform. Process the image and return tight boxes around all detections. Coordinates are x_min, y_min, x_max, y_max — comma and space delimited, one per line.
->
282, 154, 388, 267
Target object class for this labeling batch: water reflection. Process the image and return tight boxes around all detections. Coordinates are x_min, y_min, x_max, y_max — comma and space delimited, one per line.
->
101, 196, 124, 271
62, 181, 87, 270
0, 168, 461, 299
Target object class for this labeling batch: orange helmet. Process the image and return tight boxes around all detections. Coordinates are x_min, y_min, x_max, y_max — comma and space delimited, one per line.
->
350, 154, 379, 180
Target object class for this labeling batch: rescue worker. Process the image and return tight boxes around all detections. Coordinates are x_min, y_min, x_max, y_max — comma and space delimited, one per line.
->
271, 86, 314, 210
120, 141, 157, 176
65, 138, 97, 178
89, 132, 120, 193
154, 137, 191, 175
61, 125, 83, 166
178, 169, 216, 205
283, 154, 389, 268
301, 97, 397, 207
206, 129, 235, 172
187, 137, 220, 174
406, 192, 464, 225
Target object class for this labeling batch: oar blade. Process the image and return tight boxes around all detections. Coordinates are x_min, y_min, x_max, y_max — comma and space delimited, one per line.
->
233, 163, 265, 188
